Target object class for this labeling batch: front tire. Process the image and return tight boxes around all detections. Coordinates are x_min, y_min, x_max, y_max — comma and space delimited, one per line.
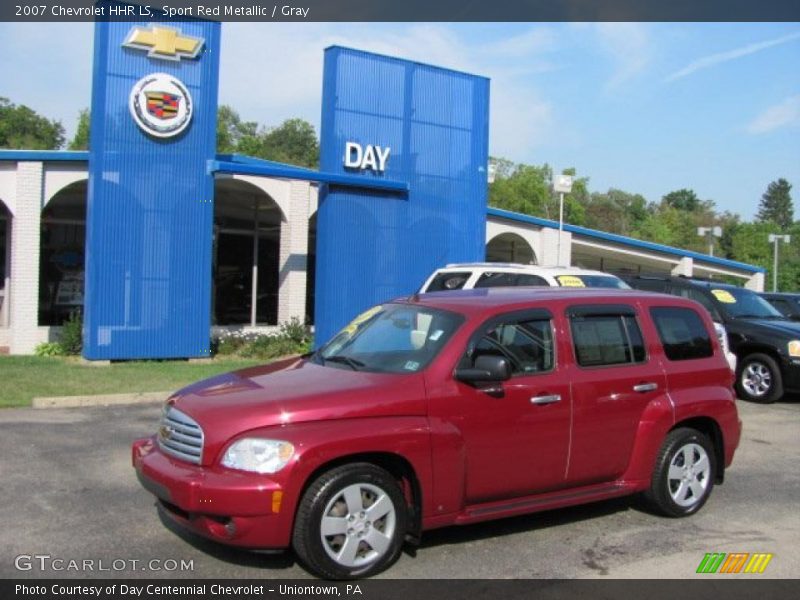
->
736, 353, 782, 404
292, 463, 407, 579
645, 428, 716, 517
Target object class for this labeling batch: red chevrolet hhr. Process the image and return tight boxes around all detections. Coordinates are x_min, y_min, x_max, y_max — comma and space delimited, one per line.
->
133, 288, 741, 579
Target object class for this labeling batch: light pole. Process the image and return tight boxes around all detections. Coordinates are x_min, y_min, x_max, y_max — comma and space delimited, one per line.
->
697, 226, 722, 256
768, 233, 791, 292
553, 173, 573, 267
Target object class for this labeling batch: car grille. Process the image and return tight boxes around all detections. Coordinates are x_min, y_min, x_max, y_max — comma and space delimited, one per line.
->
158, 406, 204, 464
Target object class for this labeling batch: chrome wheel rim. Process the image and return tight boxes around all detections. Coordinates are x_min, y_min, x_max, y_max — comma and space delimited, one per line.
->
320, 482, 396, 568
668, 443, 711, 508
742, 362, 772, 397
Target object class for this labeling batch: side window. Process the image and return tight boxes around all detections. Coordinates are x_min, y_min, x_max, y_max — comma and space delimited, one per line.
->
466, 318, 555, 375
632, 279, 667, 293
514, 274, 549, 287
474, 272, 517, 288
425, 271, 470, 292
650, 307, 713, 361
570, 314, 646, 367
676, 287, 722, 321
768, 299, 791, 316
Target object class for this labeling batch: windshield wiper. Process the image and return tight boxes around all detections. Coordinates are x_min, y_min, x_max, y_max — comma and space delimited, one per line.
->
322, 355, 366, 371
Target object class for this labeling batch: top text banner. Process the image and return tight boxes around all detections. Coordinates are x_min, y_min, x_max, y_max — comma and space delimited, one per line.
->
5, 0, 800, 22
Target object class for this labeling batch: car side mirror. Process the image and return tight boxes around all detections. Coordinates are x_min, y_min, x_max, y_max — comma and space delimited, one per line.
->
455, 355, 512, 383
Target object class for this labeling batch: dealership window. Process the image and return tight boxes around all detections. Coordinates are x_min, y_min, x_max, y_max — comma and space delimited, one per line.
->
213, 180, 282, 326
0, 205, 8, 327
650, 306, 713, 361
39, 182, 87, 326
569, 309, 646, 367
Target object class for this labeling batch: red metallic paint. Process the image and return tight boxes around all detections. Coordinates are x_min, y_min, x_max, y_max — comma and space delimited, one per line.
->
133, 288, 740, 550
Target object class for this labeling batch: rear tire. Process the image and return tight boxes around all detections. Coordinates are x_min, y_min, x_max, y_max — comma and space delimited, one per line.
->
736, 353, 782, 404
292, 463, 407, 579
645, 428, 716, 518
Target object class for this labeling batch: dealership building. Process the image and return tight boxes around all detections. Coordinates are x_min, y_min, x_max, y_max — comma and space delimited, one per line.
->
0, 19, 765, 358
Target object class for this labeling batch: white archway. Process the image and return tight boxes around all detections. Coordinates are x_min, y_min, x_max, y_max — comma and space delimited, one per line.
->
486, 232, 537, 264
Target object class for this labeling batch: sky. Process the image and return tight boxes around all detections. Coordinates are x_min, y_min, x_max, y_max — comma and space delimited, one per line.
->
1, 21, 798, 221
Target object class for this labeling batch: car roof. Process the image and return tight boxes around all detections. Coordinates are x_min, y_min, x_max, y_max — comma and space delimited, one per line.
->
626, 275, 743, 291
401, 287, 685, 317
436, 263, 619, 278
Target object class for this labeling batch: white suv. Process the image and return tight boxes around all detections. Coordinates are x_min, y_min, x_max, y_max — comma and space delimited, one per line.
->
419, 263, 631, 293
419, 263, 736, 372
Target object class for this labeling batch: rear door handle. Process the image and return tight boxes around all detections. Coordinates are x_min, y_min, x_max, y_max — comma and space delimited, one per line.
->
633, 383, 658, 393
530, 394, 561, 405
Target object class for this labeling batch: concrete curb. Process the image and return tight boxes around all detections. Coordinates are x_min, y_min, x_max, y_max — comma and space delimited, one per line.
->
32, 391, 169, 409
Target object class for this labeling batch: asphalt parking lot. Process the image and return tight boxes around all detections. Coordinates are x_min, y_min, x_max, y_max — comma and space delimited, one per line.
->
0, 397, 797, 580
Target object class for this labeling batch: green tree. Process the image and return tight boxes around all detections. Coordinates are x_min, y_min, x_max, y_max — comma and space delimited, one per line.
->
662, 188, 702, 212
68, 109, 90, 150
215, 108, 319, 168
584, 188, 648, 235
756, 178, 794, 230
489, 161, 552, 216
216, 105, 258, 154
0, 97, 65, 149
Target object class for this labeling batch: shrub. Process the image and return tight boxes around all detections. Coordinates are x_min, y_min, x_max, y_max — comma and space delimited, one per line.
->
35, 342, 65, 357
213, 319, 313, 360
279, 317, 312, 345
59, 310, 83, 355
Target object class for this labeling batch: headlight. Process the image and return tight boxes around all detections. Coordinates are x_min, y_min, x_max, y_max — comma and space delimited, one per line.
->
221, 438, 295, 474
788, 340, 800, 358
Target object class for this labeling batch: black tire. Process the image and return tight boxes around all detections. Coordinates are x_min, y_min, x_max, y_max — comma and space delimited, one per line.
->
736, 353, 783, 404
644, 428, 716, 518
292, 463, 407, 579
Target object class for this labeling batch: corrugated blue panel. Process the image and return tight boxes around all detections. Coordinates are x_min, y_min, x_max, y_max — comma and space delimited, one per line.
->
84, 17, 220, 359
315, 47, 490, 346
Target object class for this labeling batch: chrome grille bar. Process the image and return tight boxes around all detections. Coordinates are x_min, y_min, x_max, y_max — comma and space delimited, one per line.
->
158, 406, 204, 464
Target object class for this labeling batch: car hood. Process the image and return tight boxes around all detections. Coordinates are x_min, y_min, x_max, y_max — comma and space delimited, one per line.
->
735, 318, 800, 339
167, 356, 427, 464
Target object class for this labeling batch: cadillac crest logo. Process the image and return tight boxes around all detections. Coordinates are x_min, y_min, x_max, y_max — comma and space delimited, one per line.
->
129, 73, 193, 138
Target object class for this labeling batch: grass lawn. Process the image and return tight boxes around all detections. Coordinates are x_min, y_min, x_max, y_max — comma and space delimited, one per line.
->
0, 356, 263, 408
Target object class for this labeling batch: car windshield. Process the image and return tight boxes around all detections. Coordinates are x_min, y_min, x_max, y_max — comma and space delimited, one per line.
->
555, 274, 630, 289
710, 287, 784, 319
315, 303, 465, 374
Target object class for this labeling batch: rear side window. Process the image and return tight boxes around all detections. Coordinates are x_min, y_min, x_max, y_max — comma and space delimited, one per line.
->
569, 314, 646, 367
474, 272, 549, 288
650, 307, 713, 361
425, 271, 470, 292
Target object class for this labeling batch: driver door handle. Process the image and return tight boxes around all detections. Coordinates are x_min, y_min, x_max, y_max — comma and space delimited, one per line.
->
633, 382, 658, 393
530, 394, 561, 405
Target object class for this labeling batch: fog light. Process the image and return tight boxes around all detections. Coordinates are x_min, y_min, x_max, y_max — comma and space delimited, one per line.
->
224, 519, 237, 537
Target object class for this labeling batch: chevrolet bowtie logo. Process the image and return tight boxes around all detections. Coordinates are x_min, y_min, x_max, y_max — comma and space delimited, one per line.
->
122, 26, 204, 62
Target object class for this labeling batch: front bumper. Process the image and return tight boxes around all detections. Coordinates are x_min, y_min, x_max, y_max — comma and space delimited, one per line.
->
132, 437, 294, 549
779, 355, 800, 392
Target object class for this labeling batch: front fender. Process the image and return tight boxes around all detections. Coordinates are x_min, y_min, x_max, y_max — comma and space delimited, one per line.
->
230, 416, 433, 530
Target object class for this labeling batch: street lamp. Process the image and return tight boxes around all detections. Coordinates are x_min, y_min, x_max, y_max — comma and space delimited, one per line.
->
768, 233, 791, 292
697, 226, 722, 256
553, 173, 573, 267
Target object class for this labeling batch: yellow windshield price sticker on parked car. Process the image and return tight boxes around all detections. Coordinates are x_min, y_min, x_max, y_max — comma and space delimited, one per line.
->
711, 289, 737, 304
343, 305, 383, 335
557, 275, 586, 287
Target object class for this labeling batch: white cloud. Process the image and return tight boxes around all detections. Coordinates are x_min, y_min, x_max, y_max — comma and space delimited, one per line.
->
594, 23, 651, 90
747, 95, 800, 134
219, 23, 560, 160
665, 31, 800, 83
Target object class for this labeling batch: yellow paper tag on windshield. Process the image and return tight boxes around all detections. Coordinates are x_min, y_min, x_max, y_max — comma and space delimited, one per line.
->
343, 305, 383, 334
557, 275, 586, 287
711, 289, 736, 304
